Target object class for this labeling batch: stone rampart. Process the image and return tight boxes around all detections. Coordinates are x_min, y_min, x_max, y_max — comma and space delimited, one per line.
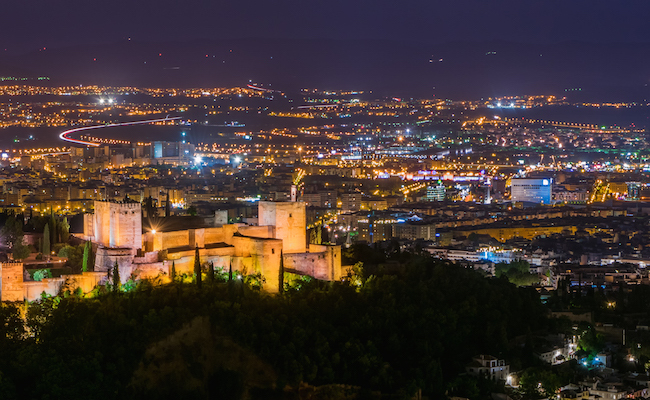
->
284, 245, 342, 281
231, 236, 282, 292
2, 261, 109, 302
1, 262, 25, 302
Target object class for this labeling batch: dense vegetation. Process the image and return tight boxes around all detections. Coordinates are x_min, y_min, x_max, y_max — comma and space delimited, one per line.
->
0, 253, 554, 399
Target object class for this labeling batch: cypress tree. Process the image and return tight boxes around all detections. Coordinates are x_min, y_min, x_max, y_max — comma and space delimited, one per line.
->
49, 213, 56, 246
61, 217, 70, 242
279, 250, 285, 294
42, 223, 50, 259
194, 245, 202, 289
228, 260, 233, 281
113, 260, 120, 292
82, 241, 91, 272
208, 261, 215, 282
171, 260, 176, 281
165, 191, 171, 217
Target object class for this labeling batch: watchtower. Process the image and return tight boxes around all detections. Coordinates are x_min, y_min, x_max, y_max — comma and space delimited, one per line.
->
93, 199, 142, 250
258, 201, 306, 253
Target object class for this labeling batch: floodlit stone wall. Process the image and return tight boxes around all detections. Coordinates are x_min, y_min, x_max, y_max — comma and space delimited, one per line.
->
231, 236, 282, 292
204, 225, 242, 246
284, 245, 342, 281
159, 230, 190, 249
93, 200, 142, 250
76, 200, 340, 296
238, 225, 275, 240
95, 247, 135, 277
258, 201, 306, 254
1, 262, 107, 302
1, 262, 25, 301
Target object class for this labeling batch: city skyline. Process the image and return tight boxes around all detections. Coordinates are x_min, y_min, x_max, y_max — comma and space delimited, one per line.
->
1, 2, 650, 399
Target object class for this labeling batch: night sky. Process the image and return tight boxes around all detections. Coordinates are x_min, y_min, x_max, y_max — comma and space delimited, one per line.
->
3, 0, 649, 51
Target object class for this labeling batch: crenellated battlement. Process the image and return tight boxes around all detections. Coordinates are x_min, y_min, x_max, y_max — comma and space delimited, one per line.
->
1, 262, 25, 267
1, 262, 25, 301
93, 200, 142, 250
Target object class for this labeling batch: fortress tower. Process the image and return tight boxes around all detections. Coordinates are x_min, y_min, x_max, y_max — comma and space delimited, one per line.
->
93, 200, 142, 250
258, 201, 306, 253
90, 199, 142, 273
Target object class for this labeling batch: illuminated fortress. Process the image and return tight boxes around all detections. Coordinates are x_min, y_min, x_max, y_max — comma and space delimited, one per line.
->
86, 199, 342, 293
1, 199, 342, 301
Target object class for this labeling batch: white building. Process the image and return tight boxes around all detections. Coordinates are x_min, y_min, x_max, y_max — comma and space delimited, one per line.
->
466, 355, 510, 381
511, 178, 552, 204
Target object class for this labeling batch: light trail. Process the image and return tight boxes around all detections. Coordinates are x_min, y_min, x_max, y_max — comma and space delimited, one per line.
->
59, 117, 181, 147
296, 104, 338, 109
247, 84, 271, 92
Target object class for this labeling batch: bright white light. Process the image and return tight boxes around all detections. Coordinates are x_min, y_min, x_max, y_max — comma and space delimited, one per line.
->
1, 153, 8, 159
99, 99, 105, 104
234, 156, 241, 163
108, 98, 114, 104
151, 229, 156, 234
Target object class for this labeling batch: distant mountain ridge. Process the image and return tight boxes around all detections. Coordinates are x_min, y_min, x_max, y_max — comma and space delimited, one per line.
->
0, 39, 648, 101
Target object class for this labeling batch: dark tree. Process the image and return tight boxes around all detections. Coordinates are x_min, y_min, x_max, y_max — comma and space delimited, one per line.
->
279, 250, 285, 294
1, 215, 23, 249
113, 261, 121, 292
171, 260, 176, 281
144, 196, 157, 218
60, 217, 70, 243
194, 245, 202, 289
165, 191, 171, 217
42, 223, 50, 259
208, 262, 215, 282
82, 241, 91, 272
48, 213, 56, 246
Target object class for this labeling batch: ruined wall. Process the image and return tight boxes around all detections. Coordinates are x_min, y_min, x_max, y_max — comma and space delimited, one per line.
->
283, 245, 342, 281
1, 262, 24, 301
94, 247, 136, 282
258, 201, 306, 254
2, 263, 107, 302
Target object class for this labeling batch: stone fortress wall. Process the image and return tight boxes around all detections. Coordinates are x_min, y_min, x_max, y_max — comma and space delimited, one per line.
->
0, 200, 342, 301
0, 261, 107, 302
92, 200, 142, 251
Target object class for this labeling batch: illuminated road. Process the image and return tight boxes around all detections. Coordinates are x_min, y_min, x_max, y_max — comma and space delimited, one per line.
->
59, 117, 181, 147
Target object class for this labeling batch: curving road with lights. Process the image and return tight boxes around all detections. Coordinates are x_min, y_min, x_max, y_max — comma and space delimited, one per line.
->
59, 117, 182, 147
